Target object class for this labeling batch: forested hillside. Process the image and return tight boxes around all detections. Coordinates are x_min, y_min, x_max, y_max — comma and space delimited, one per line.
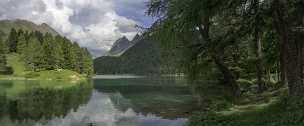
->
0, 20, 93, 78
94, 34, 164, 75
146, 0, 304, 126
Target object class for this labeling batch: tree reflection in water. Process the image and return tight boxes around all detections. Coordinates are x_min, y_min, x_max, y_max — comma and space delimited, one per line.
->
0, 82, 92, 124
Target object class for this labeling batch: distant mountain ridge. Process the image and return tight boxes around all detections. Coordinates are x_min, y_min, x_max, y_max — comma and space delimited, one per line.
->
0, 19, 59, 39
94, 34, 162, 75
107, 34, 142, 56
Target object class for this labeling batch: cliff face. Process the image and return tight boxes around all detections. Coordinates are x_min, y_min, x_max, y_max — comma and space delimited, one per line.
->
108, 36, 133, 56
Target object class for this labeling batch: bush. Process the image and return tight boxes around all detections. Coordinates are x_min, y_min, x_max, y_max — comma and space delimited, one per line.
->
24, 72, 40, 78
0, 66, 13, 75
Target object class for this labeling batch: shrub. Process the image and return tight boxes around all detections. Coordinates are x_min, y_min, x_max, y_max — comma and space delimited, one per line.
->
0, 66, 13, 75
24, 72, 40, 78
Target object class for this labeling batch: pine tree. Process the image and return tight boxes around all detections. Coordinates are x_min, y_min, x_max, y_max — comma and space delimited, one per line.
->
82, 48, 93, 75
24, 35, 44, 71
17, 32, 27, 54
54, 36, 64, 69
61, 38, 76, 70
42, 33, 56, 70
72, 42, 82, 73
7, 28, 18, 52
0, 36, 7, 72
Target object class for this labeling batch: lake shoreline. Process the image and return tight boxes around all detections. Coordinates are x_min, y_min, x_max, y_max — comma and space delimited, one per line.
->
0, 70, 90, 82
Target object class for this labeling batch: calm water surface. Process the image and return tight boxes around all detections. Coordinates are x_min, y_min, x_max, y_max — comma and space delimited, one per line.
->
0, 76, 196, 126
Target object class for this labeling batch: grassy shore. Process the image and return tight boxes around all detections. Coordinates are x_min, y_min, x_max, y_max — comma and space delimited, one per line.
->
185, 87, 304, 126
0, 53, 87, 81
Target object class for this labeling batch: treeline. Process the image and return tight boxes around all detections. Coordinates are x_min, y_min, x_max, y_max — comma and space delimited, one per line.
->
0, 28, 93, 75
146, 0, 304, 125
0, 34, 12, 74
147, 0, 304, 97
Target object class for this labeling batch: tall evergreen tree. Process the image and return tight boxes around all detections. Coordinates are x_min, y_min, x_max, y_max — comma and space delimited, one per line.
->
82, 48, 93, 75
61, 38, 76, 70
7, 28, 18, 52
16, 32, 27, 54
72, 42, 82, 73
42, 33, 57, 70
24, 35, 44, 71
0, 36, 7, 72
53, 35, 64, 69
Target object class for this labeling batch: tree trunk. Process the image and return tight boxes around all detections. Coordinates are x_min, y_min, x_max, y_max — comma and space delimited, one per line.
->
254, 32, 265, 93
272, 0, 304, 96
284, 31, 304, 96
213, 50, 240, 98
253, 0, 265, 93
279, 43, 286, 85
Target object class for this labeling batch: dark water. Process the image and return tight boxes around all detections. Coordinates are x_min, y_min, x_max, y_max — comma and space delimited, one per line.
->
0, 76, 196, 126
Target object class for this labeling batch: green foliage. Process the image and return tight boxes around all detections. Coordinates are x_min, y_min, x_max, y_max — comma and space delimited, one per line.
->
145, 0, 304, 124
0, 36, 7, 68
1, 28, 93, 76
23, 71, 40, 78
187, 96, 304, 126
24, 35, 44, 71
16, 31, 27, 54
5, 53, 26, 76
0, 36, 13, 75
41, 33, 58, 69
6, 28, 18, 52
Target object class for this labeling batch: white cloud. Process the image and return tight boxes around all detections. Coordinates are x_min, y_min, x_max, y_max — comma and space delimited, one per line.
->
0, 0, 140, 57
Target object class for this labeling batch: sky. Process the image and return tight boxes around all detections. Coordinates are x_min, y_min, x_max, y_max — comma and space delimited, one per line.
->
0, 0, 155, 57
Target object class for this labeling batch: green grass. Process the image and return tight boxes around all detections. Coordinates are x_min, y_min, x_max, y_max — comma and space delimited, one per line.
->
0, 53, 86, 81
6, 53, 26, 76
35, 70, 86, 81
187, 94, 304, 126
0, 80, 90, 99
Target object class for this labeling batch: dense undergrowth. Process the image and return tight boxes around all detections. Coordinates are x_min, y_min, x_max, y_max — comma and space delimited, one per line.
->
187, 96, 304, 126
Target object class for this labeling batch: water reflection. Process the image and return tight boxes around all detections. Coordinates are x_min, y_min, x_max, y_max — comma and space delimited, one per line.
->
93, 77, 197, 119
0, 81, 92, 126
40, 91, 186, 126
0, 78, 191, 126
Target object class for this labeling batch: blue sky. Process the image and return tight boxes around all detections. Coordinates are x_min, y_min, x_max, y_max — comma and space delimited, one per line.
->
0, 0, 154, 57
113, 0, 154, 27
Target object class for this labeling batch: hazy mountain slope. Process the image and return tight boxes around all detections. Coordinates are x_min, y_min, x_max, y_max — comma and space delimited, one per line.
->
108, 36, 134, 56
94, 35, 162, 75
0, 19, 59, 38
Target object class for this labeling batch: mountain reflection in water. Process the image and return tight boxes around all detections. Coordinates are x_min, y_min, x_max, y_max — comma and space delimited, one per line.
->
0, 78, 190, 126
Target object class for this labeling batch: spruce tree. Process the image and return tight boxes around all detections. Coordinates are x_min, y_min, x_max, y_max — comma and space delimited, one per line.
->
7, 28, 18, 52
82, 48, 93, 75
54, 36, 64, 69
24, 35, 44, 71
17, 32, 27, 54
42, 33, 56, 70
0, 36, 7, 72
72, 42, 82, 73
61, 38, 76, 70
